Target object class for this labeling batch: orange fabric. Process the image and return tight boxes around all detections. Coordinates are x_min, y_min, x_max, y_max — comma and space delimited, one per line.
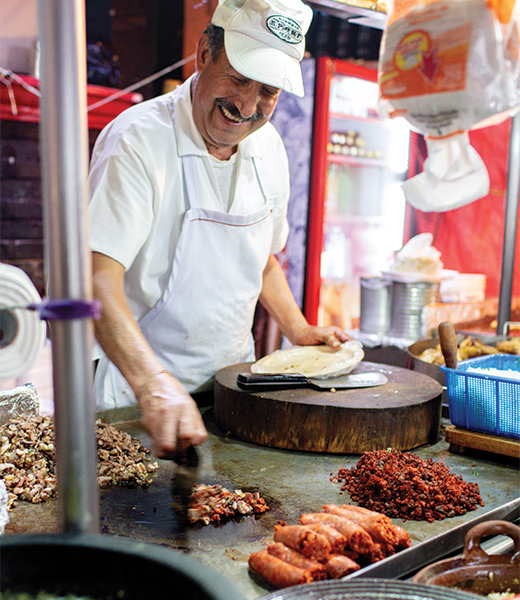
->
488, 0, 516, 24
406, 118, 520, 298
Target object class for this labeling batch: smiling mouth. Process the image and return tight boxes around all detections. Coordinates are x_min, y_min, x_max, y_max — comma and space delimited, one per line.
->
218, 102, 244, 124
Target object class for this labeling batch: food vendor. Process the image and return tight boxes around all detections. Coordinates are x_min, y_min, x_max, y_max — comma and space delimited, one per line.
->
87, 0, 351, 459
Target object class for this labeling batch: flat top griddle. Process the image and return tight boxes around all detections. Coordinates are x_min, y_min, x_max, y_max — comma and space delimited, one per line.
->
3, 408, 519, 600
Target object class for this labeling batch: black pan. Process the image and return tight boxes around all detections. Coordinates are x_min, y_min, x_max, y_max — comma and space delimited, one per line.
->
0, 532, 245, 600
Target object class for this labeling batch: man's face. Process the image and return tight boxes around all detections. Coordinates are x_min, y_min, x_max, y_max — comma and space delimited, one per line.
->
191, 35, 281, 160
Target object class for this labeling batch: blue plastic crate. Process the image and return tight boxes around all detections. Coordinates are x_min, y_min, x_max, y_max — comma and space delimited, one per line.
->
440, 353, 520, 439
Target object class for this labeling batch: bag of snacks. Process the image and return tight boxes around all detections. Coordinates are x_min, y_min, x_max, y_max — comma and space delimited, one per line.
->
378, 0, 520, 211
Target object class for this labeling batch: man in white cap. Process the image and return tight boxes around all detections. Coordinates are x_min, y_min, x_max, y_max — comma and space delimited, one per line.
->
88, 0, 351, 459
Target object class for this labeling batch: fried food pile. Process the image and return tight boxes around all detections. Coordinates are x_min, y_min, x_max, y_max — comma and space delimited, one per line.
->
417, 335, 520, 365
248, 503, 411, 589
333, 449, 484, 522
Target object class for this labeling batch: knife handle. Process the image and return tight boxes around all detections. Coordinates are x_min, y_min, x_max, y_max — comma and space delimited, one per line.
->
236, 372, 308, 390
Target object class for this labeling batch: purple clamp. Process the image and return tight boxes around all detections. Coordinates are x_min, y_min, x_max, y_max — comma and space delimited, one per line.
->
27, 299, 102, 321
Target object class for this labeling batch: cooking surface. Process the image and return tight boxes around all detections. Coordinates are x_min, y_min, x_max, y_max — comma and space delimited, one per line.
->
4, 406, 519, 599
215, 361, 443, 453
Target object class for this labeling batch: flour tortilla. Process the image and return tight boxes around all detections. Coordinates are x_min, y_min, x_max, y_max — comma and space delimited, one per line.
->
251, 341, 364, 379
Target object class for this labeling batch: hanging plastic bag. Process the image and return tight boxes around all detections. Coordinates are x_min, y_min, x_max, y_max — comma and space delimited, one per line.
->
378, 0, 520, 211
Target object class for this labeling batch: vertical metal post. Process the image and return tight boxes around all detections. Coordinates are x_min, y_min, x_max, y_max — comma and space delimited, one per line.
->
497, 113, 520, 334
37, 0, 99, 533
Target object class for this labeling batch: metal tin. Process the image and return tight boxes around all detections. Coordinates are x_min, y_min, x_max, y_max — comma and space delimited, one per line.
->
389, 281, 439, 340
359, 277, 391, 335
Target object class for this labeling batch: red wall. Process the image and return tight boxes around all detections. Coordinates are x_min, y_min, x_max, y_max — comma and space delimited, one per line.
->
406, 118, 520, 299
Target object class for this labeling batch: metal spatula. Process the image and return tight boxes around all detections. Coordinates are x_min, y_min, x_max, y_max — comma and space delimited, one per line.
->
171, 445, 199, 527
236, 371, 388, 391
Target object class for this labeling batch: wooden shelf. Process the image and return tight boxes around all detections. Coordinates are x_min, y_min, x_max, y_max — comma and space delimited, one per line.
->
445, 425, 520, 459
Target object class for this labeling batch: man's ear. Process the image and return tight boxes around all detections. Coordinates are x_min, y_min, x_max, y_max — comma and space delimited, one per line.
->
195, 34, 212, 73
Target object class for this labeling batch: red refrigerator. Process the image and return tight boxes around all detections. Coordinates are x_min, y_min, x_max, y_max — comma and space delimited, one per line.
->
303, 56, 413, 329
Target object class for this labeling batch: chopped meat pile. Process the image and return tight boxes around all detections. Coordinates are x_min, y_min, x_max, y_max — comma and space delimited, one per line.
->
96, 419, 158, 487
332, 448, 484, 522
188, 483, 269, 525
0, 416, 158, 509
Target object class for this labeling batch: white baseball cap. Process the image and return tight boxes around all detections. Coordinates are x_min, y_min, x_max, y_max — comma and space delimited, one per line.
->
211, 0, 314, 97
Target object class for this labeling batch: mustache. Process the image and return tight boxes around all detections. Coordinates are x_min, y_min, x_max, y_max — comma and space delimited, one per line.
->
216, 98, 262, 122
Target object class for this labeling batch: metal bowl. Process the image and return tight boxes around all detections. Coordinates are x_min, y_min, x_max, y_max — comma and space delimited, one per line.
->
0, 532, 245, 600
407, 338, 445, 385
413, 520, 520, 596
258, 578, 484, 599
406, 333, 513, 386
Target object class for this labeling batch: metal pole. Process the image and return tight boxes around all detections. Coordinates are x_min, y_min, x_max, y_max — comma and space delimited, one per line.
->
497, 113, 520, 334
37, 0, 99, 533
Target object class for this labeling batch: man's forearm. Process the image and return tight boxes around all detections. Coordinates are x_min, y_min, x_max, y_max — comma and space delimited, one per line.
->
258, 255, 308, 344
92, 252, 163, 394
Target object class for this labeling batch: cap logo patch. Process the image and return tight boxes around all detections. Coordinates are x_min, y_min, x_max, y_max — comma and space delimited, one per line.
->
266, 15, 303, 44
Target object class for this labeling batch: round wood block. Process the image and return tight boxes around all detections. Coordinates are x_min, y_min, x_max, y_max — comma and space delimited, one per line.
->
214, 361, 443, 453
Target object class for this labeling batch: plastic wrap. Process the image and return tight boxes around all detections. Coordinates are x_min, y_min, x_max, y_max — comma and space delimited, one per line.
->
378, 0, 520, 211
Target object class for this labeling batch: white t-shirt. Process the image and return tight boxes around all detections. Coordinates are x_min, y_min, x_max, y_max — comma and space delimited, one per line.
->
88, 76, 290, 322
208, 151, 238, 211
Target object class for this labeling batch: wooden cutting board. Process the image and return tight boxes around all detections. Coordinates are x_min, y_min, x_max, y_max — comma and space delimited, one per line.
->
214, 361, 443, 453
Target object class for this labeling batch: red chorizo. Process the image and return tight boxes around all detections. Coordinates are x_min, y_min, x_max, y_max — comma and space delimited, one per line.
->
324, 504, 399, 546
312, 523, 348, 553
336, 503, 393, 524
360, 540, 395, 564
248, 550, 313, 589
334, 449, 484, 522
323, 553, 361, 578
273, 524, 331, 562
392, 523, 412, 550
300, 512, 373, 554
267, 543, 327, 580
336, 504, 411, 550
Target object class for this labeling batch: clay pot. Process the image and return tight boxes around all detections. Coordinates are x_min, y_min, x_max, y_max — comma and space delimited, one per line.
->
413, 520, 520, 596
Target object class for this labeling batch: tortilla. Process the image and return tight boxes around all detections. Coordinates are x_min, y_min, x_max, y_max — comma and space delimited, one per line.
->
251, 341, 364, 379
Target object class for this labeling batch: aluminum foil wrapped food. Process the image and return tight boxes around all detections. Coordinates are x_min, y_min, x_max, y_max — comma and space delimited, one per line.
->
0, 382, 39, 427
0, 479, 9, 534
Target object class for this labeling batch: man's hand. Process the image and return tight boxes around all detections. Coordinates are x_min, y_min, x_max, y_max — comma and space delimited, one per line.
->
137, 371, 208, 459
291, 326, 352, 349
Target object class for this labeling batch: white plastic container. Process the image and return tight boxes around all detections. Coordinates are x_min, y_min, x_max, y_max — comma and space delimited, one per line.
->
440, 273, 486, 303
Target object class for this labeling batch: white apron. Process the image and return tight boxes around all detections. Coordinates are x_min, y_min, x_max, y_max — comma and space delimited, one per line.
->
94, 152, 275, 407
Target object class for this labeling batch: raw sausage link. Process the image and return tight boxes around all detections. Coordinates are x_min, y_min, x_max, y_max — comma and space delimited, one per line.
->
267, 543, 327, 579
300, 512, 374, 554
324, 553, 361, 578
249, 550, 313, 588
312, 523, 348, 553
323, 504, 399, 546
274, 524, 332, 561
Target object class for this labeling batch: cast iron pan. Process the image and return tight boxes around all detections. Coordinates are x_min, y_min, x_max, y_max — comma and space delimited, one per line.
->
413, 520, 520, 596
0, 532, 245, 600
258, 579, 483, 600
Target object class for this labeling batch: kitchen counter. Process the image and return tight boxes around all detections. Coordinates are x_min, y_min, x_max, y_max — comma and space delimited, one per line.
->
4, 405, 519, 599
